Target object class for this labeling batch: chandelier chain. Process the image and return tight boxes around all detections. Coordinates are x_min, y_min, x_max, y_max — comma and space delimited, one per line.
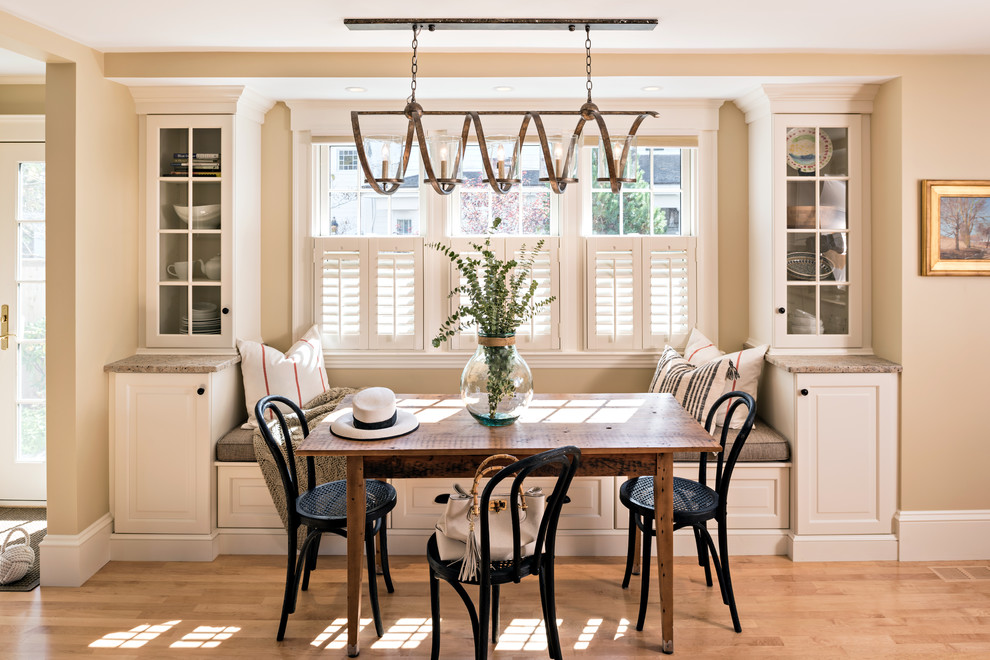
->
408, 24, 421, 102
585, 25, 593, 102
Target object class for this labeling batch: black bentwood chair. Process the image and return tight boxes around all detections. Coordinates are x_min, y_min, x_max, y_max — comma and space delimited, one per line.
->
426, 446, 581, 660
620, 391, 756, 633
255, 395, 397, 641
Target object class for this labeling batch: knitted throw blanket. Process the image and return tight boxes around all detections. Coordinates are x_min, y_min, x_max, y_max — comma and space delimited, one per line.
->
252, 386, 359, 541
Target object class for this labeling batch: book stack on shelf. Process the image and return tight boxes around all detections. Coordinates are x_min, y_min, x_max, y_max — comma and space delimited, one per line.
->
168, 152, 221, 177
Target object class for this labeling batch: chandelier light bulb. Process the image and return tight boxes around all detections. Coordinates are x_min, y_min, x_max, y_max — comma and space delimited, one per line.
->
496, 143, 506, 180
381, 142, 390, 179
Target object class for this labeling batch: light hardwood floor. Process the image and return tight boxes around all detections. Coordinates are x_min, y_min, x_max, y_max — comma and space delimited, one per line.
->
2, 555, 989, 658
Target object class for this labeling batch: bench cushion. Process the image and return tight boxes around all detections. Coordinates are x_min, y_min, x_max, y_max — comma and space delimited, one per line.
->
674, 418, 790, 462
216, 427, 257, 462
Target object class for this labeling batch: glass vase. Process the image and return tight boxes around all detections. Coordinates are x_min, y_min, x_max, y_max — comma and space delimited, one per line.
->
461, 332, 533, 426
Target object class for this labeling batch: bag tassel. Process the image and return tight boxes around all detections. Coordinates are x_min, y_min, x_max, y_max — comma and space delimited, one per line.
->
458, 521, 480, 582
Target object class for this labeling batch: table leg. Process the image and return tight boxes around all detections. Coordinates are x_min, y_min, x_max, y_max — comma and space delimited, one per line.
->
346, 457, 366, 657
656, 453, 674, 654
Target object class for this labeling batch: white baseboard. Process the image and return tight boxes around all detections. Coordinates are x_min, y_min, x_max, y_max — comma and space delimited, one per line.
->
39, 513, 112, 587
109, 531, 221, 561
895, 509, 990, 561
787, 533, 898, 561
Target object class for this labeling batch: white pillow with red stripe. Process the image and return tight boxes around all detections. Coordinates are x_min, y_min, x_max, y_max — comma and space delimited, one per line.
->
237, 325, 329, 428
684, 329, 768, 429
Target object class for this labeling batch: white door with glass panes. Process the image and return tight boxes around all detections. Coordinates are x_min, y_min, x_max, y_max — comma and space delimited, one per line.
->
773, 114, 863, 348
0, 142, 46, 502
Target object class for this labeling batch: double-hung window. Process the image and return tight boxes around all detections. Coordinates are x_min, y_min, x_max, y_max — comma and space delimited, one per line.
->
312, 144, 424, 350
585, 146, 697, 351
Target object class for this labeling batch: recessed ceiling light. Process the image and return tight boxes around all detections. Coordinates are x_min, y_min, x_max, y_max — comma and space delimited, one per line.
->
493, 86, 514, 92
345, 86, 367, 93
642, 85, 663, 92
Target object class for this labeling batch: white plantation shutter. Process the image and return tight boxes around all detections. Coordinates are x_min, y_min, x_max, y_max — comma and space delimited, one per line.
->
446, 239, 492, 351
315, 240, 365, 349
506, 238, 559, 350
372, 240, 423, 349
645, 238, 696, 349
314, 237, 423, 350
586, 238, 640, 350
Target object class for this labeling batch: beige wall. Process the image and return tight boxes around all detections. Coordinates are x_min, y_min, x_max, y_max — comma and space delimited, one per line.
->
4, 15, 990, 544
0, 84, 44, 114
2, 12, 138, 536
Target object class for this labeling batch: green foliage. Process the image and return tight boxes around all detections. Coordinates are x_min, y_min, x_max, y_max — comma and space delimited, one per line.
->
429, 218, 556, 418
428, 217, 556, 347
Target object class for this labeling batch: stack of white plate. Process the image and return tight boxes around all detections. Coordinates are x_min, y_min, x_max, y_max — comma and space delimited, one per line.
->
179, 302, 221, 335
788, 308, 824, 334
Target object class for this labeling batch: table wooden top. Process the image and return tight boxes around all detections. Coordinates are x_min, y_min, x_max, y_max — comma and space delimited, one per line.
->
297, 392, 720, 458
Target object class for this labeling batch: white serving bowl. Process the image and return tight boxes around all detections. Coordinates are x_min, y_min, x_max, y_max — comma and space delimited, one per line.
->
173, 204, 221, 229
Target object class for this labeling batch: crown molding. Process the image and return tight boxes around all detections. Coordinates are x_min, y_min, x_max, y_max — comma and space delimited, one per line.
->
129, 85, 275, 123
736, 83, 880, 123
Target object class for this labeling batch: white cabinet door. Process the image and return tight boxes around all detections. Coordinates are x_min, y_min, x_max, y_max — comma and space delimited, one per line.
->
112, 373, 212, 534
793, 373, 897, 535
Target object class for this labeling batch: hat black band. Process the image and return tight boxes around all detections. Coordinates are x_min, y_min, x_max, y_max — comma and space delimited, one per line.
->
353, 410, 398, 431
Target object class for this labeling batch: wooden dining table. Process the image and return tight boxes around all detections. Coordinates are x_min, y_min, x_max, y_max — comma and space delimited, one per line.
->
296, 392, 721, 656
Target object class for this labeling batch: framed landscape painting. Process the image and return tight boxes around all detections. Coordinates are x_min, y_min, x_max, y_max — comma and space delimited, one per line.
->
922, 180, 990, 275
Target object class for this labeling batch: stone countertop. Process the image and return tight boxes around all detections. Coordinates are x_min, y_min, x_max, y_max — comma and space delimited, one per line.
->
764, 354, 902, 374
104, 354, 241, 374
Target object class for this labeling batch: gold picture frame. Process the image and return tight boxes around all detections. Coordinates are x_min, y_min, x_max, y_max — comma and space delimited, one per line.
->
922, 180, 990, 275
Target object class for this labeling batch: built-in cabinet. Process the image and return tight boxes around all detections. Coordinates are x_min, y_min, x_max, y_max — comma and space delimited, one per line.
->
107, 358, 243, 560
134, 86, 267, 351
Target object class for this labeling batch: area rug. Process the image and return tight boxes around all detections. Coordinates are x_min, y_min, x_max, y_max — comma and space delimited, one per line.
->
0, 507, 46, 591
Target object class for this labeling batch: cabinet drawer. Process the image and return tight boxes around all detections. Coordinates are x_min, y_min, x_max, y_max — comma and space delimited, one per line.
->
390, 477, 614, 531
217, 463, 281, 528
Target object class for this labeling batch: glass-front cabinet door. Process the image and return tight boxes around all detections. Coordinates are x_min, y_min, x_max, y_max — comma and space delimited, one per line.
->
773, 114, 864, 348
145, 115, 233, 348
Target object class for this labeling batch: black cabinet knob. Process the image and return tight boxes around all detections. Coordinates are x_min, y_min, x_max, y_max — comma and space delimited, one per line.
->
197, 387, 205, 395
777, 307, 786, 314
221, 307, 230, 315
799, 388, 809, 396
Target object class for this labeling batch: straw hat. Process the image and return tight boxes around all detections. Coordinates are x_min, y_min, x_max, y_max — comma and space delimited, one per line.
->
330, 387, 419, 440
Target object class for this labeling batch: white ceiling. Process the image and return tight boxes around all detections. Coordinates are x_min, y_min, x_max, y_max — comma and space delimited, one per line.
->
0, 1, 985, 99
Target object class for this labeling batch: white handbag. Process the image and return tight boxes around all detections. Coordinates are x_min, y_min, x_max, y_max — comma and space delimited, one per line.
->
435, 454, 545, 582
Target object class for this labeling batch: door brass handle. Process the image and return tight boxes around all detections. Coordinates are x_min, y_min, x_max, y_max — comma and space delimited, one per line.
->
0, 304, 13, 351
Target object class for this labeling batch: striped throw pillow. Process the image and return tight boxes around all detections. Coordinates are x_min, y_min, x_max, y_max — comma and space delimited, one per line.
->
649, 346, 733, 426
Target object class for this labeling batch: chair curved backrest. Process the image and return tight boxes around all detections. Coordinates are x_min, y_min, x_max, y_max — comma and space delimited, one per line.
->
255, 395, 314, 526
700, 391, 756, 517
476, 446, 581, 584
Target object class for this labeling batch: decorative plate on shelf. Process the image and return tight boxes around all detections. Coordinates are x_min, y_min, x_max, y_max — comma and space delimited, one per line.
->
786, 252, 834, 281
786, 128, 832, 173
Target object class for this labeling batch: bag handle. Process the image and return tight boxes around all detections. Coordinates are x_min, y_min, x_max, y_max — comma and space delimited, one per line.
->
2, 527, 30, 553
469, 453, 527, 519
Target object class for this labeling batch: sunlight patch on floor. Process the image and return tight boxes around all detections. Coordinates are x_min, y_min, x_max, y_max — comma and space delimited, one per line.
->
311, 618, 372, 649
614, 617, 630, 641
574, 618, 602, 650
170, 625, 241, 649
89, 621, 181, 648
370, 617, 432, 649
494, 618, 560, 652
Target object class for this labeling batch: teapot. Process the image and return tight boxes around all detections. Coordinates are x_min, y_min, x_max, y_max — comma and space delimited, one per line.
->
197, 255, 221, 280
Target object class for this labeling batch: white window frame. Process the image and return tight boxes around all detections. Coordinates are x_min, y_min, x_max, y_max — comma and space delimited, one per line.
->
287, 99, 720, 369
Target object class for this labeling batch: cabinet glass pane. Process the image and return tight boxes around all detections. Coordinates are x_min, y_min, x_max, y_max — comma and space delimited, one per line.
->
787, 181, 817, 229
786, 232, 818, 281
191, 289, 222, 335
160, 128, 189, 178
189, 181, 221, 231
160, 234, 189, 281
821, 127, 848, 177
192, 234, 222, 281
821, 231, 848, 282
191, 128, 222, 178
787, 286, 819, 334
821, 286, 849, 334
785, 126, 819, 176
160, 181, 188, 230
159, 286, 188, 335
820, 180, 847, 230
